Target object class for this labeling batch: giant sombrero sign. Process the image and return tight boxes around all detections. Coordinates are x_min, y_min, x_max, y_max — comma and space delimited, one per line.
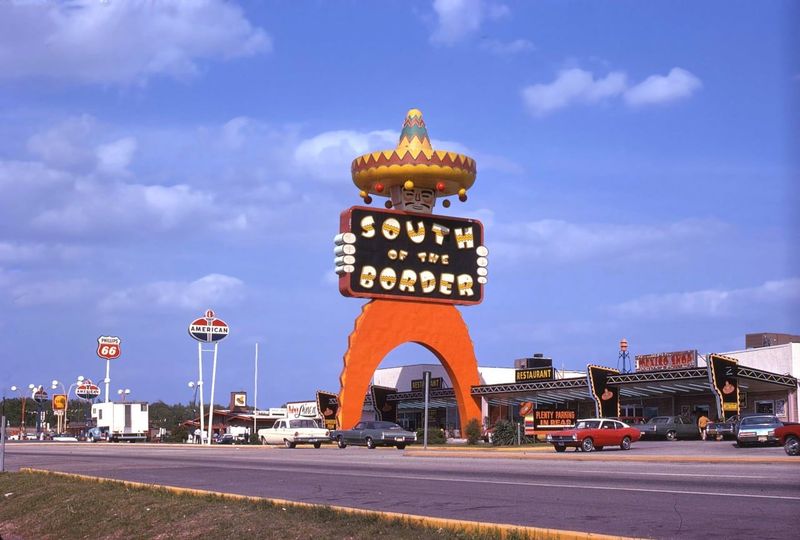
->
188, 309, 229, 343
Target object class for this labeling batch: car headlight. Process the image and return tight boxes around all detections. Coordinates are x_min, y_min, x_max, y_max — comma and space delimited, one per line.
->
768, 430, 775, 436
546, 434, 552, 441
572, 434, 578, 441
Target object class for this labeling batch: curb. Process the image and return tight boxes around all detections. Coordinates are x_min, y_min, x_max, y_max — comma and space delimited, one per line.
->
402, 450, 797, 464
18, 467, 636, 540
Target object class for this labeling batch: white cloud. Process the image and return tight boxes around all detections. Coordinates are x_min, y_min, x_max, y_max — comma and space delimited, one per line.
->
522, 69, 628, 116
611, 278, 800, 319
624, 68, 703, 107
294, 130, 396, 182
480, 38, 535, 56
0, 0, 270, 85
0, 242, 45, 263
96, 137, 137, 175
490, 217, 726, 264
11, 278, 97, 307
99, 273, 245, 312
522, 67, 701, 116
430, 0, 509, 45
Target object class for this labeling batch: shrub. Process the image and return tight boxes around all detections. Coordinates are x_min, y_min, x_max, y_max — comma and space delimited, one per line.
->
465, 418, 482, 445
415, 428, 446, 444
491, 419, 517, 446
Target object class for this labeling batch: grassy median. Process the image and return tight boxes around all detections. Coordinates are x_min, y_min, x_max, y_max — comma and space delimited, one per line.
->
0, 471, 557, 540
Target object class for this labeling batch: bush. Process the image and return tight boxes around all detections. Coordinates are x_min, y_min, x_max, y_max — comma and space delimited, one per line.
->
249, 432, 260, 445
491, 420, 517, 446
164, 425, 188, 443
465, 418, 482, 445
415, 428, 446, 444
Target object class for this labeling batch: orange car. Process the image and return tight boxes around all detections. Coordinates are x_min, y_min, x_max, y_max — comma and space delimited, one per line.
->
546, 418, 642, 452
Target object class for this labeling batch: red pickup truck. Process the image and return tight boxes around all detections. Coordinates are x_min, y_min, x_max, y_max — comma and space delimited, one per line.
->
774, 423, 800, 456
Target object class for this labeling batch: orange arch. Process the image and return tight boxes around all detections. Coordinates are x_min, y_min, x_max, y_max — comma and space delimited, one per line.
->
337, 299, 482, 434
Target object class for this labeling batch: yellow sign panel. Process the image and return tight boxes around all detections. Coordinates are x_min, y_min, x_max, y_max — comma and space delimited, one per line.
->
52, 394, 67, 411
722, 402, 738, 411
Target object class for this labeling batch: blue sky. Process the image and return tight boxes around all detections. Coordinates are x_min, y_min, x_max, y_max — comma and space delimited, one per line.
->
1, 0, 797, 407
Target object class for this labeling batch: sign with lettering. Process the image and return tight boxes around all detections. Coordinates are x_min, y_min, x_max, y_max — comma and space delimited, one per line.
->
188, 309, 229, 343
515, 367, 554, 383
286, 401, 319, 419
524, 409, 577, 434
96, 336, 121, 360
708, 354, 740, 420
411, 377, 443, 391
338, 207, 486, 305
635, 350, 697, 372
76, 380, 101, 400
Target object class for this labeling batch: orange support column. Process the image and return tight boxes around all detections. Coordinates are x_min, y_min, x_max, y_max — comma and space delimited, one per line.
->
337, 299, 482, 434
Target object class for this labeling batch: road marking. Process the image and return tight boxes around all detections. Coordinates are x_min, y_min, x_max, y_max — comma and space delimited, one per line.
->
577, 469, 772, 479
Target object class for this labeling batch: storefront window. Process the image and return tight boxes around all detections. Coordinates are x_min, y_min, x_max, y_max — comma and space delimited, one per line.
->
755, 400, 774, 414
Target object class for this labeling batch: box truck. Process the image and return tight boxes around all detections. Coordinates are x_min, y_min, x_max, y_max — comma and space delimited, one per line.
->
91, 402, 149, 442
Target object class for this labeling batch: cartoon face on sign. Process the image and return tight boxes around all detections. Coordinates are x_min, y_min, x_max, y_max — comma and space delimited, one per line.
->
391, 185, 436, 213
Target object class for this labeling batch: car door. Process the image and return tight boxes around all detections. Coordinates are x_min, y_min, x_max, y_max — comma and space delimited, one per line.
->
267, 420, 284, 444
680, 417, 699, 438
598, 420, 617, 446
348, 422, 366, 444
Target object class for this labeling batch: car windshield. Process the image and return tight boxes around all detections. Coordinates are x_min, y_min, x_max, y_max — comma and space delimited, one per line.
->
374, 422, 402, 430
649, 417, 670, 424
740, 416, 778, 426
290, 420, 319, 429
575, 420, 600, 429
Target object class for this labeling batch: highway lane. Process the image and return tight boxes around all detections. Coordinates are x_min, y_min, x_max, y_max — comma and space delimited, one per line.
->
5, 443, 800, 539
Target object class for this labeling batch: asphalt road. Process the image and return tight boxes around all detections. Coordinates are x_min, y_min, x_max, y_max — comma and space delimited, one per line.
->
4, 441, 799, 539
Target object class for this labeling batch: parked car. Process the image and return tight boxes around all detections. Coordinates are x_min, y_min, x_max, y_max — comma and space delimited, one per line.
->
707, 416, 740, 440
52, 434, 78, 442
258, 418, 330, 448
331, 421, 417, 449
218, 433, 238, 445
87, 426, 108, 442
773, 423, 800, 456
637, 416, 699, 441
736, 415, 782, 447
545, 418, 641, 452
613, 416, 647, 426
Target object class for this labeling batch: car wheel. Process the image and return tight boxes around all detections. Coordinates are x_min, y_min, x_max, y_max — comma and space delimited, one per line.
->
366, 437, 376, 449
554, 444, 566, 453
396, 444, 406, 450
620, 436, 632, 451
313, 442, 322, 449
665, 430, 677, 441
784, 436, 799, 456
284, 439, 296, 449
581, 438, 594, 452
337, 436, 347, 449
260, 437, 267, 445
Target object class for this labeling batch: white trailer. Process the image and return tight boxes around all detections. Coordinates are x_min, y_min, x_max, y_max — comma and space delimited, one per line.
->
91, 402, 149, 442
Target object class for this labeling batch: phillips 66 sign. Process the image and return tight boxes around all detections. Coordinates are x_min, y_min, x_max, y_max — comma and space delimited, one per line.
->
97, 336, 121, 360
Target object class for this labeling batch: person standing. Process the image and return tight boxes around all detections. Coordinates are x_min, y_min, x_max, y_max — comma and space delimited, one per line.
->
698, 413, 710, 441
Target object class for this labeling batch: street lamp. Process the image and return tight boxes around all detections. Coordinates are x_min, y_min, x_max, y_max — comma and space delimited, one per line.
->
117, 388, 131, 402
188, 381, 200, 443
9, 386, 27, 438
27, 383, 45, 436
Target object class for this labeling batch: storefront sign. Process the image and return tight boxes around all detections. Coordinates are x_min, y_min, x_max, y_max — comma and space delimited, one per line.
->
524, 409, 577, 434
587, 365, 620, 418
635, 350, 697, 372
286, 401, 318, 419
515, 367, 554, 382
32, 386, 48, 403
411, 377, 443, 390
338, 207, 486, 306
707, 354, 739, 420
316, 390, 339, 430
75, 381, 101, 400
230, 392, 247, 411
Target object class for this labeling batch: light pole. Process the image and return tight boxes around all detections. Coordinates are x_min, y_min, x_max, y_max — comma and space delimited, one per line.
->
9, 385, 27, 439
28, 384, 46, 436
188, 381, 199, 443
52, 377, 83, 434
117, 389, 131, 402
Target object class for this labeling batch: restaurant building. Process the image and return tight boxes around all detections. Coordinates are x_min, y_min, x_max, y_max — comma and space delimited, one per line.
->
364, 334, 799, 432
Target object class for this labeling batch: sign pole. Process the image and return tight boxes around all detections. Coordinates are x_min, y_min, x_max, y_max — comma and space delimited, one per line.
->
1, 415, 5, 472
104, 359, 110, 403
423, 370, 431, 449
197, 341, 205, 444
253, 342, 259, 438
208, 342, 219, 445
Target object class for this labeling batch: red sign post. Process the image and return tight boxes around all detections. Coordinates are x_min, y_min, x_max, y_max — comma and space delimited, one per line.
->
97, 336, 121, 402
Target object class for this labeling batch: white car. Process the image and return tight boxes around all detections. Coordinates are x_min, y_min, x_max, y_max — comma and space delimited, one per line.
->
258, 418, 330, 448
